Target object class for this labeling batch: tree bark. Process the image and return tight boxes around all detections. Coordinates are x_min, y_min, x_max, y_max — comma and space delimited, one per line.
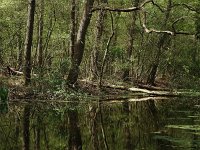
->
67, 0, 95, 86
24, 0, 36, 85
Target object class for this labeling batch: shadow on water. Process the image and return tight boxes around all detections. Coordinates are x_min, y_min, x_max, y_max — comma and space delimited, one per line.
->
1, 97, 200, 149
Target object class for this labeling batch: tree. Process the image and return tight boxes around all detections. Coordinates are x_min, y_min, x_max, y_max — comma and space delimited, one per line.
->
122, 0, 139, 81
24, 0, 36, 85
67, 0, 95, 86
146, 0, 172, 85
38, 0, 44, 70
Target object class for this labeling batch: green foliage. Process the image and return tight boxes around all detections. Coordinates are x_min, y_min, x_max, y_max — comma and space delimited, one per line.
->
59, 58, 71, 76
110, 46, 124, 59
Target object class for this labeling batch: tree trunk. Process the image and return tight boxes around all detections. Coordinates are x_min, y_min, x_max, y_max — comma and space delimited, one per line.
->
146, 0, 172, 85
24, 0, 36, 85
67, 0, 95, 86
70, 0, 77, 60
123, 0, 139, 82
38, 0, 44, 69
90, 0, 107, 80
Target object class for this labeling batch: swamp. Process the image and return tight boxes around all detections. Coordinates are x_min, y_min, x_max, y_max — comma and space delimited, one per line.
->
1, 0, 200, 149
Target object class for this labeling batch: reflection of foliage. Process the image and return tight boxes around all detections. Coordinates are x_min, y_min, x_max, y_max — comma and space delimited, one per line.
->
166, 125, 200, 131
153, 135, 191, 148
0, 87, 9, 113
0, 87, 8, 102
1, 98, 200, 149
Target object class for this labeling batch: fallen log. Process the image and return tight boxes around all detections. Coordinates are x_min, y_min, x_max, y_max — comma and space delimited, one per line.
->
137, 83, 170, 91
105, 84, 177, 97
80, 79, 200, 97
7, 66, 23, 76
80, 79, 177, 97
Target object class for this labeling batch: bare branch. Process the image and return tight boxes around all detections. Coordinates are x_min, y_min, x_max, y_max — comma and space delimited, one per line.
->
92, 0, 153, 12
141, 11, 194, 36
141, 11, 174, 35
171, 17, 185, 32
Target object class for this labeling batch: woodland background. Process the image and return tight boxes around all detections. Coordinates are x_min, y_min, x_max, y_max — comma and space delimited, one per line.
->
1, 0, 200, 91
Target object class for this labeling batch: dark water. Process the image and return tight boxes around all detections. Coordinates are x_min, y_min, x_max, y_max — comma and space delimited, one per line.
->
0, 97, 200, 150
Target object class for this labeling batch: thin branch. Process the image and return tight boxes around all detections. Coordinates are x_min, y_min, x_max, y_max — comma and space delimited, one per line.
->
92, 0, 153, 12
151, 1, 165, 12
172, 17, 195, 35
172, 3, 199, 13
99, 11, 115, 88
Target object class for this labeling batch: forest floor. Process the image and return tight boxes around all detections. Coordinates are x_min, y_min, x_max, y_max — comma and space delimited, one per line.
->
1, 74, 200, 101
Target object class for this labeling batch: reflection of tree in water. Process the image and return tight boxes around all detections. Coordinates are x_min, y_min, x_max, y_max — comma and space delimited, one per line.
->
23, 104, 31, 150
68, 101, 82, 150
3, 98, 200, 149
122, 101, 134, 150
89, 103, 100, 150
88, 101, 110, 150
123, 99, 159, 150
83, 99, 161, 150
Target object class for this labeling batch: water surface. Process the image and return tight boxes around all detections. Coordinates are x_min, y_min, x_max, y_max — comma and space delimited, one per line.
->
0, 97, 200, 150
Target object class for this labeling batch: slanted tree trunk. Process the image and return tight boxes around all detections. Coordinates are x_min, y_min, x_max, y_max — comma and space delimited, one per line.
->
90, 0, 107, 80
147, 34, 169, 85
146, 0, 172, 85
38, 0, 44, 70
122, 0, 139, 81
24, 0, 36, 85
67, 0, 95, 86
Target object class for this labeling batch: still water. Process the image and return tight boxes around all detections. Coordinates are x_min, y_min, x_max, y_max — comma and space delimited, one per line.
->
0, 97, 200, 150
